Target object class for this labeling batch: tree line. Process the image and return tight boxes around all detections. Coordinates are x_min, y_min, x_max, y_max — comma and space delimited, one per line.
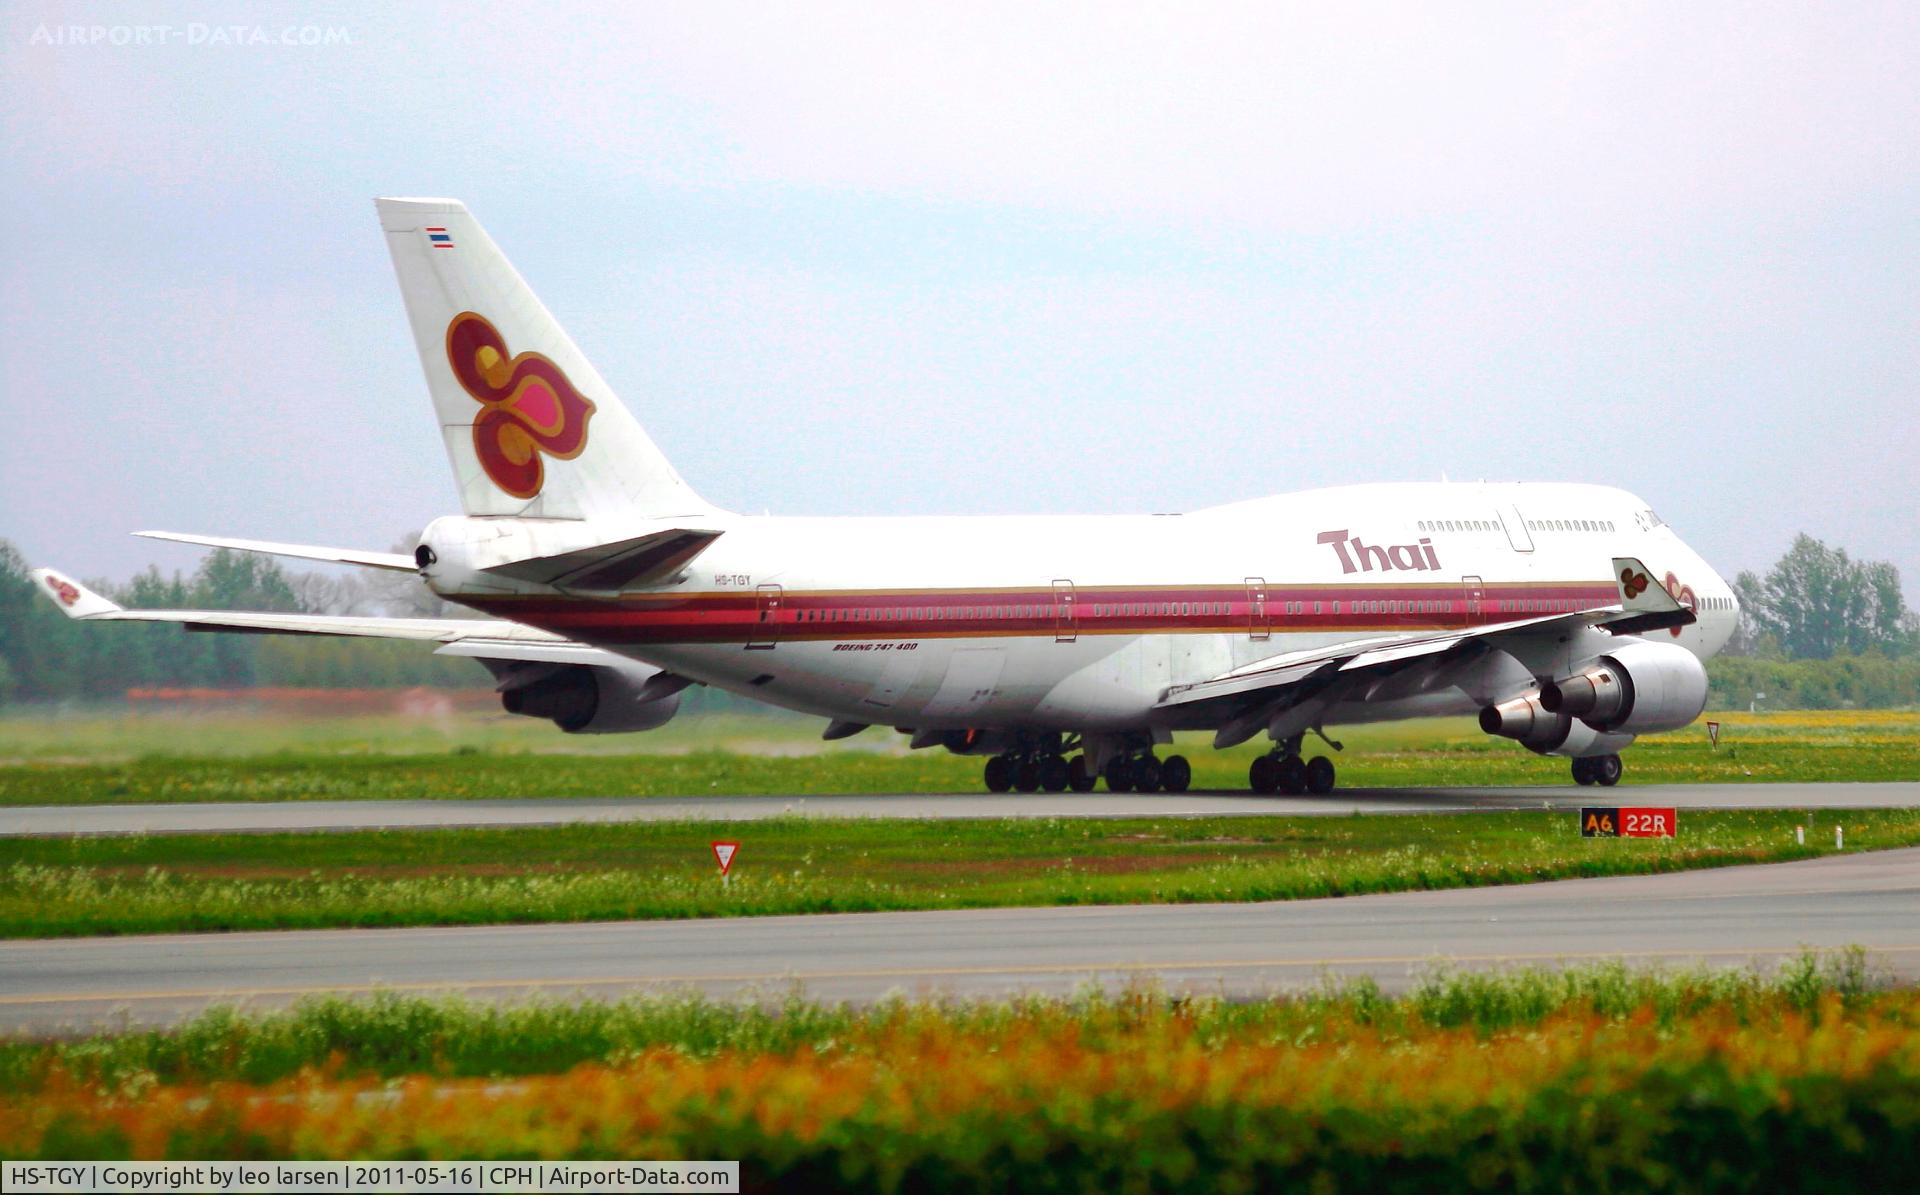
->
1713, 534, 1919, 710
2, 531, 1914, 709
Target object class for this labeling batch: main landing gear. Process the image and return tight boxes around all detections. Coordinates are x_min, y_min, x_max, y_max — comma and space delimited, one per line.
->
1571, 754, 1623, 787
981, 731, 1190, 795
981, 751, 1192, 793
1249, 737, 1337, 796
1102, 752, 1191, 793
983, 749, 1100, 794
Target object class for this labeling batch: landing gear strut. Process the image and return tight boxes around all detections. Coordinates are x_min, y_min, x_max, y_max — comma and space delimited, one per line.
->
1571, 754, 1623, 787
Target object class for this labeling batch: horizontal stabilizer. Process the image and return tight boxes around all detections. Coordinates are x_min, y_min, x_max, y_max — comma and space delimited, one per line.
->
136, 531, 416, 572
483, 527, 723, 593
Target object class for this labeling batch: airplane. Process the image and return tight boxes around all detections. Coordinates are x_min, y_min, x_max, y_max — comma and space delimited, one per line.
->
34, 197, 1741, 796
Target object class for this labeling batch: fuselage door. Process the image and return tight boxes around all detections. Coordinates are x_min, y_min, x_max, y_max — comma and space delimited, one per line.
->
1053, 579, 1078, 643
1461, 575, 1485, 625
748, 583, 783, 650
1245, 577, 1271, 640
1500, 505, 1534, 552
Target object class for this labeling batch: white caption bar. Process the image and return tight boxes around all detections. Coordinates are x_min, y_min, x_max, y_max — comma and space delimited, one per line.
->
3, 1162, 739, 1194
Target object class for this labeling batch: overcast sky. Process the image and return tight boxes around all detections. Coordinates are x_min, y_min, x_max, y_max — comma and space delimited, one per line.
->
4, 2, 1916, 592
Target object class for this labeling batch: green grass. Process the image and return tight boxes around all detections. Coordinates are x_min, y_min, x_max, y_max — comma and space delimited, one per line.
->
3, 708, 1918, 805
0, 950, 1885, 1090
4, 808, 1915, 937
11, 957, 1917, 1180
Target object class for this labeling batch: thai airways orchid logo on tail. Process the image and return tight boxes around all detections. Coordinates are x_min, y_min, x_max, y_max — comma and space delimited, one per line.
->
444, 312, 596, 499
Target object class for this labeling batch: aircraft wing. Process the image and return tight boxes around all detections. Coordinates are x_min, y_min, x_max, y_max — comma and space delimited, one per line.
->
29, 567, 627, 668
1159, 557, 1694, 744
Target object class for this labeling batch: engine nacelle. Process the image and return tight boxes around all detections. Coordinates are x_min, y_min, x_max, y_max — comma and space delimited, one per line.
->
500, 664, 681, 734
1479, 694, 1636, 757
1538, 639, 1708, 735
1479, 694, 1572, 753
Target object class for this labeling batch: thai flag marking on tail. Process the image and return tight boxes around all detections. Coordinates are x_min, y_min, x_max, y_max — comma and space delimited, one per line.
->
426, 227, 454, 249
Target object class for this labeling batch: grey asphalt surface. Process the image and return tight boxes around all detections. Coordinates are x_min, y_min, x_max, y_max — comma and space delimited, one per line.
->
4, 781, 1917, 836
4, 846, 1917, 1035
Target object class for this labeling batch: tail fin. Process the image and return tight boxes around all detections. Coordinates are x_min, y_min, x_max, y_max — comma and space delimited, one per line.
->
375, 197, 714, 522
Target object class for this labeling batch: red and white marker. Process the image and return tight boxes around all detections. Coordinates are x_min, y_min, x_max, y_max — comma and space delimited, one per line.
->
1706, 720, 1721, 747
711, 840, 740, 876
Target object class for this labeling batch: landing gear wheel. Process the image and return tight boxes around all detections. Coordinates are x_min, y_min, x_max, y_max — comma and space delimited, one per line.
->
984, 756, 1013, 793
1160, 755, 1192, 793
1038, 755, 1070, 793
1595, 754, 1623, 787
1305, 755, 1336, 795
1571, 757, 1597, 786
1249, 755, 1281, 795
1276, 755, 1308, 795
1133, 755, 1163, 793
1104, 755, 1135, 793
1067, 755, 1098, 793
1015, 759, 1041, 793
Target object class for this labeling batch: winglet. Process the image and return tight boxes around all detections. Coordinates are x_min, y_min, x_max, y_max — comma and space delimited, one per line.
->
1611, 557, 1683, 613
1603, 556, 1696, 635
29, 569, 123, 619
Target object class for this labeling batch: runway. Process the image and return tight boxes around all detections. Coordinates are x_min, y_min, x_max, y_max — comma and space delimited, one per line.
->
4, 846, 1917, 1035
4, 781, 1917, 836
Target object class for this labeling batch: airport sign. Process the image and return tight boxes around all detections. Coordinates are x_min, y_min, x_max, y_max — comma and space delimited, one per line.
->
1580, 807, 1676, 838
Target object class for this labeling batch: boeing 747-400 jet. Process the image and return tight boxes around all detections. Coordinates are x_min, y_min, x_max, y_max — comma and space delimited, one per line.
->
36, 198, 1739, 795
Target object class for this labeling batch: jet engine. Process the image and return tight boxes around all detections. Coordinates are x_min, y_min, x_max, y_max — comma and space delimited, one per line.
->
1478, 694, 1636, 758
1537, 639, 1708, 735
500, 663, 682, 734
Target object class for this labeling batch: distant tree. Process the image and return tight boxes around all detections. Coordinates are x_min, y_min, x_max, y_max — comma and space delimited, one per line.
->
1724, 569, 1775, 657
1745, 535, 1910, 660
190, 550, 299, 613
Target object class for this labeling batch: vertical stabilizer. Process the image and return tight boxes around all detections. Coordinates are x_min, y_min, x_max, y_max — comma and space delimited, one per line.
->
375, 197, 713, 521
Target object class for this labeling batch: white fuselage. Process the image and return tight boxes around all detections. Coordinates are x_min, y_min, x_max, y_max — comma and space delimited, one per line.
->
433, 481, 1735, 733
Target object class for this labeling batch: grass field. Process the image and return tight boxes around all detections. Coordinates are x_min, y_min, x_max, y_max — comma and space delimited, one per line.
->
4, 955, 1915, 1186
2, 707, 1917, 804
5, 808, 1914, 937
